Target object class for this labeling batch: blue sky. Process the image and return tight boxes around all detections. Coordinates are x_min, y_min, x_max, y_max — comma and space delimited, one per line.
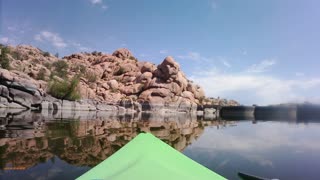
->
1, 0, 320, 105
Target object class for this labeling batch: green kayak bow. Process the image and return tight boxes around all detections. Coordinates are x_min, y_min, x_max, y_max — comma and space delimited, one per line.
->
77, 133, 226, 180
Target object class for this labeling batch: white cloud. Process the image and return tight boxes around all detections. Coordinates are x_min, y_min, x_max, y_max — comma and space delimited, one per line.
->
7, 26, 16, 31
34, 34, 42, 41
190, 69, 320, 105
72, 42, 90, 51
178, 51, 212, 62
246, 59, 276, 73
139, 53, 149, 58
34, 31, 67, 48
7, 26, 24, 34
89, 0, 108, 10
0, 37, 9, 44
160, 50, 168, 54
220, 59, 231, 68
90, 0, 102, 4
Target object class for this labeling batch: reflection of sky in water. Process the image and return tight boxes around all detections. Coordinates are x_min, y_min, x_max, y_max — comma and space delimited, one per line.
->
1, 120, 320, 180
183, 121, 320, 180
0, 156, 89, 180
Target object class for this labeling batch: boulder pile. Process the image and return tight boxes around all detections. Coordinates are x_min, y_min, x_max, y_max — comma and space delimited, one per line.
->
0, 45, 238, 113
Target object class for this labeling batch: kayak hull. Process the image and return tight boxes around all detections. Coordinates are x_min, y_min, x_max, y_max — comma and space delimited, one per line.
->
77, 133, 226, 180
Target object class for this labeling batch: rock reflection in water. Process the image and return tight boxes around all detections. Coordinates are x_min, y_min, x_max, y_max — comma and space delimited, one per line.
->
0, 109, 232, 171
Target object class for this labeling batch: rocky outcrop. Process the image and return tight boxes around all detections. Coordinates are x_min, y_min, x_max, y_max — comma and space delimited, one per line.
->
202, 97, 240, 107
0, 69, 44, 109
112, 48, 133, 59
136, 56, 205, 112
0, 45, 239, 113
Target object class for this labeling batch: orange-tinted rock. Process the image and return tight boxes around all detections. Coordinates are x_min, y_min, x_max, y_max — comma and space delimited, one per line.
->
112, 48, 133, 59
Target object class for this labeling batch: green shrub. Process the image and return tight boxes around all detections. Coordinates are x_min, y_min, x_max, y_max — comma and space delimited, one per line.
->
48, 76, 81, 101
0, 46, 10, 69
198, 97, 205, 104
54, 53, 59, 58
43, 52, 50, 57
110, 88, 119, 93
52, 60, 68, 78
37, 68, 46, 80
72, 64, 86, 74
11, 50, 23, 60
129, 56, 137, 61
113, 67, 125, 76
79, 65, 86, 74
85, 72, 97, 83
43, 62, 52, 69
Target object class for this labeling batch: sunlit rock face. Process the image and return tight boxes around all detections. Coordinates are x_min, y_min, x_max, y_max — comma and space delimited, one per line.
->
0, 110, 233, 169
0, 45, 216, 113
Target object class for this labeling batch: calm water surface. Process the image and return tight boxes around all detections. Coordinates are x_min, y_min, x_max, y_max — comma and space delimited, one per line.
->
0, 111, 319, 180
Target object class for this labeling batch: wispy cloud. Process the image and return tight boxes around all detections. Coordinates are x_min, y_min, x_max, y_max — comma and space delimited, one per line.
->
7, 26, 16, 31
89, 0, 102, 4
7, 26, 25, 34
246, 59, 276, 73
178, 51, 212, 61
139, 53, 149, 58
220, 58, 231, 68
160, 49, 168, 54
34, 31, 67, 48
0, 37, 9, 44
71, 42, 90, 51
190, 68, 320, 105
89, 0, 108, 10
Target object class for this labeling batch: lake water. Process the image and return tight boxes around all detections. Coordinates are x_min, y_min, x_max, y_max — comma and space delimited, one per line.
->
0, 111, 319, 180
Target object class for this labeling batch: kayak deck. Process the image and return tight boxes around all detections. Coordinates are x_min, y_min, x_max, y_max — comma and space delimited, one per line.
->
77, 133, 226, 180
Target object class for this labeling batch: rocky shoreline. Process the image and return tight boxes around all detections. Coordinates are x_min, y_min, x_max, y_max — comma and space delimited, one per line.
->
0, 45, 239, 115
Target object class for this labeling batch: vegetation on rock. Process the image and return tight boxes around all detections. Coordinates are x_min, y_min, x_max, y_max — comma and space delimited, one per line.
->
43, 51, 50, 57
129, 56, 137, 61
11, 50, 24, 60
0, 44, 239, 107
52, 60, 68, 78
48, 75, 81, 101
0, 45, 10, 70
85, 71, 97, 83
36, 68, 47, 80
113, 67, 125, 76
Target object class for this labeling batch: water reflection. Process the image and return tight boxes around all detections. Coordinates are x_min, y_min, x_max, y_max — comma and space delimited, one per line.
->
1, 108, 320, 180
0, 109, 233, 180
184, 121, 320, 180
